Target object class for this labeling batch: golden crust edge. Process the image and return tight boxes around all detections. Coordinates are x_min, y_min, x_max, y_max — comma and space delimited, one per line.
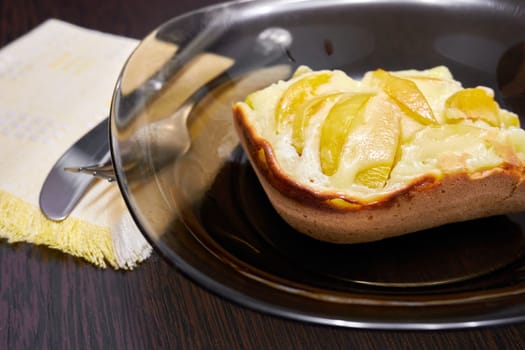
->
232, 103, 525, 244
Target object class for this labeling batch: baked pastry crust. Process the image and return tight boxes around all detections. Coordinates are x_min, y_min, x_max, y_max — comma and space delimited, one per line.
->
233, 66, 525, 243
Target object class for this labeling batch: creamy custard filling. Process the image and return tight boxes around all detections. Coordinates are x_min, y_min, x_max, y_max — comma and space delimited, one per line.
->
237, 66, 524, 202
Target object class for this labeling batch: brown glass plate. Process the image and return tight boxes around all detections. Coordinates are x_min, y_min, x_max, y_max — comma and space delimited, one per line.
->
110, 0, 525, 329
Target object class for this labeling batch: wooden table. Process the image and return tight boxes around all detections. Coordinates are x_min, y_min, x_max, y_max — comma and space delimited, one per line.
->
2, 0, 525, 348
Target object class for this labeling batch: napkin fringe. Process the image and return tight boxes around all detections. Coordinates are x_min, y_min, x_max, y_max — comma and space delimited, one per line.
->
111, 211, 153, 269
0, 190, 119, 269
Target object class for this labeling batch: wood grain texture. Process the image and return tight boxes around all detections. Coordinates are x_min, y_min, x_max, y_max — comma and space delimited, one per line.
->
4, 243, 525, 350
2, 0, 525, 349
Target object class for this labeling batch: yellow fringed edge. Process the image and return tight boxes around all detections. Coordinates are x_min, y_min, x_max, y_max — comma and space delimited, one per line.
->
0, 190, 118, 269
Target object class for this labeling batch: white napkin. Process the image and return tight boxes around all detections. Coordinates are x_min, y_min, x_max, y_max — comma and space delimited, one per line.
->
0, 19, 152, 269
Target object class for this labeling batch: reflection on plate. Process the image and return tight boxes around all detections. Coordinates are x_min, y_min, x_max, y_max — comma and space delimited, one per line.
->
111, 0, 525, 329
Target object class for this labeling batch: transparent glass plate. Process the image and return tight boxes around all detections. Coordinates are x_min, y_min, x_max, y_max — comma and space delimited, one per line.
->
110, 0, 525, 329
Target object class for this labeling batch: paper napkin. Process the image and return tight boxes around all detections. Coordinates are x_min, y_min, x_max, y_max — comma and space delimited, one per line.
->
0, 19, 152, 269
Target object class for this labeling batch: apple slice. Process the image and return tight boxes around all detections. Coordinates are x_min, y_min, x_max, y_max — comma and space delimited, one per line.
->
371, 69, 437, 125
351, 97, 402, 188
444, 87, 501, 126
319, 93, 374, 176
275, 72, 332, 133
291, 92, 342, 155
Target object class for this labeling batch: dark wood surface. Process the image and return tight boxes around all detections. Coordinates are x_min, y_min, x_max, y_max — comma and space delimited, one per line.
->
2, 0, 525, 349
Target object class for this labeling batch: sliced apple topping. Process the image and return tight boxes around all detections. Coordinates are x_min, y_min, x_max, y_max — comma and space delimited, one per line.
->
319, 93, 374, 176
500, 110, 521, 128
444, 87, 502, 127
235, 65, 524, 197
291, 92, 342, 155
351, 98, 402, 188
275, 71, 332, 133
370, 69, 437, 125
